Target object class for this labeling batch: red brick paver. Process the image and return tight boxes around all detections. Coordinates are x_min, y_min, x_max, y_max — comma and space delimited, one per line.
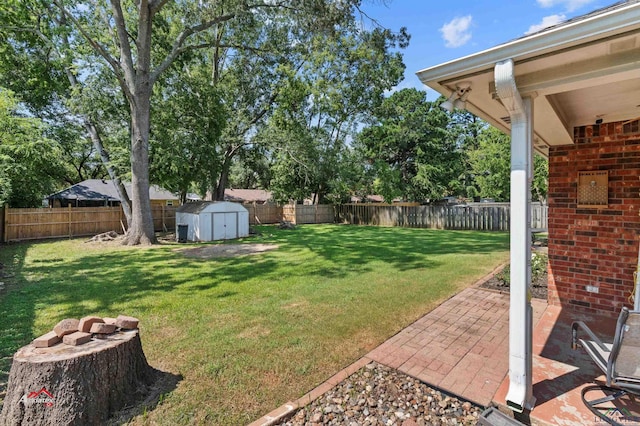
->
251, 281, 548, 426
366, 287, 546, 406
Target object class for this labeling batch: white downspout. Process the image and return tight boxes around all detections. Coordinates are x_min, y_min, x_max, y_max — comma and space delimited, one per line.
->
494, 59, 536, 413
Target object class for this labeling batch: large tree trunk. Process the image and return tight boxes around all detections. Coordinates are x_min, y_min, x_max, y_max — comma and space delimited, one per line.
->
125, 101, 156, 245
0, 330, 156, 426
123, 2, 156, 245
214, 158, 231, 201
213, 145, 237, 201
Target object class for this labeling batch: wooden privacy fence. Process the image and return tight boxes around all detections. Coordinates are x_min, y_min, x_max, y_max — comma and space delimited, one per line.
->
336, 203, 548, 231
151, 205, 176, 232
282, 204, 335, 224
245, 204, 283, 225
3, 206, 123, 242
1, 202, 547, 242
2, 205, 177, 242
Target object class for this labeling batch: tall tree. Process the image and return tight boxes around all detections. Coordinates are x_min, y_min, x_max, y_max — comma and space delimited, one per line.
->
357, 88, 460, 202
45, 0, 374, 244
468, 127, 511, 201
265, 27, 408, 203
447, 108, 488, 197
0, 89, 63, 207
468, 126, 548, 202
150, 63, 226, 202
0, 0, 133, 223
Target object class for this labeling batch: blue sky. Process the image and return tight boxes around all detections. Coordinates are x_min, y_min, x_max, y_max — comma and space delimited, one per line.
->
361, 0, 613, 100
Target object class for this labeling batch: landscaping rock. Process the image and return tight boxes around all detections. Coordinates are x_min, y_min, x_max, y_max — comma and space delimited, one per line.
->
32, 331, 61, 348
53, 318, 80, 338
116, 315, 139, 329
62, 331, 92, 346
78, 315, 105, 333
275, 362, 481, 426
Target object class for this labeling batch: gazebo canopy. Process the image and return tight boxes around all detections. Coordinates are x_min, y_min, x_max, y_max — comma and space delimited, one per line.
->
417, 0, 640, 155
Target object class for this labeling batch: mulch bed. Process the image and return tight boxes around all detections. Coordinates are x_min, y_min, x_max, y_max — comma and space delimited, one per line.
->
480, 257, 548, 300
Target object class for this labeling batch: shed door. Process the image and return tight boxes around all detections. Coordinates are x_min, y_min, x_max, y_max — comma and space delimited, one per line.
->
212, 212, 238, 240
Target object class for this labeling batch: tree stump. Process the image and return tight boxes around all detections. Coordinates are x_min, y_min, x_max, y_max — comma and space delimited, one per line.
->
0, 330, 156, 425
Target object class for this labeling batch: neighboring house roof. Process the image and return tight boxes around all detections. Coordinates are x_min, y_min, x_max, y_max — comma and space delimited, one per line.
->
350, 195, 385, 203
417, 0, 640, 155
224, 189, 272, 203
48, 179, 178, 201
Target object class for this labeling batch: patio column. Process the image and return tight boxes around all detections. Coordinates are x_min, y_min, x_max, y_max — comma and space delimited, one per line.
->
495, 59, 536, 413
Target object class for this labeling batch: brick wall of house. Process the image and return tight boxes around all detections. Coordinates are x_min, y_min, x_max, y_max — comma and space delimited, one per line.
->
548, 120, 640, 316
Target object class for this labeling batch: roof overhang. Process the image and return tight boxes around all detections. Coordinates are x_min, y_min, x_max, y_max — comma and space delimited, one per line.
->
417, 1, 640, 156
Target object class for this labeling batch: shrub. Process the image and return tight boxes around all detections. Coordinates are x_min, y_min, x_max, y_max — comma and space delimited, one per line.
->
496, 252, 548, 287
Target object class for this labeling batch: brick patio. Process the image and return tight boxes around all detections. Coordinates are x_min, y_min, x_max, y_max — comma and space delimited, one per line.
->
366, 287, 546, 407
251, 284, 637, 426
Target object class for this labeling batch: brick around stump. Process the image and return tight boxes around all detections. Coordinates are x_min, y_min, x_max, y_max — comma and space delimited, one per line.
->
0, 330, 156, 426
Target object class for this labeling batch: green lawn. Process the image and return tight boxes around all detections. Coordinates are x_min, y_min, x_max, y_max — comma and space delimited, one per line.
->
0, 225, 508, 425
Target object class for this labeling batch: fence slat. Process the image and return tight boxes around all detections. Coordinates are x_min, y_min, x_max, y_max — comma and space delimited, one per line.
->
337, 203, 547, 232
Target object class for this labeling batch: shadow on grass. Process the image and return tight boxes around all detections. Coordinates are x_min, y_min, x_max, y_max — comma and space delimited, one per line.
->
0, 243, 31, 404
259, 224, 508, 273
0, 225, 508, 409
108, 369, 183, 426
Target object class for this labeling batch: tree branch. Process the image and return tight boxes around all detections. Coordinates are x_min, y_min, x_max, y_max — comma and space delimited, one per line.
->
51, 0, 128, 97
151, 13, 236, 84
108, 0, 135, 96
149, 0, 170, 15
175, 42, 274, 56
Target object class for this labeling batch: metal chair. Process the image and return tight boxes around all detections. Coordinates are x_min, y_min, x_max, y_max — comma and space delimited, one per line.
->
572, 307, 640, 425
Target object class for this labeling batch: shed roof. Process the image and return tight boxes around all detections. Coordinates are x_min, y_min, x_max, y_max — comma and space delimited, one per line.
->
48, 179, 178, 201
176, 201, 248, 214
416, 0, 640, 155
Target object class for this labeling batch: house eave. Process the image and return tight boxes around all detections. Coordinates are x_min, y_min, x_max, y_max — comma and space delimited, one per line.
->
416, 1, 640, 85
416, 1, 640, 155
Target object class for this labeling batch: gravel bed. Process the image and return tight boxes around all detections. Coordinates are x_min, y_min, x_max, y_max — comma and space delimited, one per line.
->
276, 362, 482, 426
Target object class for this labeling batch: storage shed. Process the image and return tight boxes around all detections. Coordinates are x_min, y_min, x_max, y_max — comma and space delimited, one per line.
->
176, 201, 249, 242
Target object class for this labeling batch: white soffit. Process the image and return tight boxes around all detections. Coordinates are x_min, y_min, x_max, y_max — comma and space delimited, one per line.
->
417, 1, 640, 151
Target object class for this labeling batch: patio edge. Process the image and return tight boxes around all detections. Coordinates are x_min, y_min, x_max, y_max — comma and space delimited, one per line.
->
247, 264, 509, 426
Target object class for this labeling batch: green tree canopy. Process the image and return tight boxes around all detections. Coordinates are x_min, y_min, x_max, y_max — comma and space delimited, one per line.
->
0, 89, 63, 207
468, 126, 548, 202
357, 89, 461, 202
264, 26, 408, 204
2, 0, 383, 244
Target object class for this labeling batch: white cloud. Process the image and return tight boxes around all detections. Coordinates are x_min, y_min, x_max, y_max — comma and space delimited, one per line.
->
440, 15, 473, 48
525, 14, 566, 34
536, 0, 595, 12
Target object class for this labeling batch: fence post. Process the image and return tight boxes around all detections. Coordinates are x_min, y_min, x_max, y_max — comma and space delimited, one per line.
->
2, 205, 7, 243
68, 204, 72, 239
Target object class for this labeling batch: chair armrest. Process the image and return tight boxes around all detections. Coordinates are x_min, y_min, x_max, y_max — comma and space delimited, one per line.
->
572, 321, 609, 351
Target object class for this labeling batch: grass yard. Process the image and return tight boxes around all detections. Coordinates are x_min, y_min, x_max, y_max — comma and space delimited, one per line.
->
0, 224, 508, 425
